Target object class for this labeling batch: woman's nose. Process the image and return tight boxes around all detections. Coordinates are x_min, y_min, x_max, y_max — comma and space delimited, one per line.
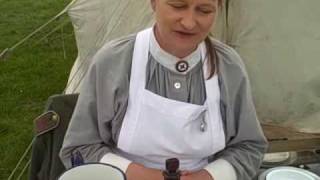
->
180, 11, 196, 30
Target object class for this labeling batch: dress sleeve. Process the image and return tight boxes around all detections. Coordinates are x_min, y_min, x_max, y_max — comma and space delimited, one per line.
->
59, 35, 135, 170
59, 62, 111, 168
59, 54, 132, 170
60, 35, 135, 168
206, 45, 268, 180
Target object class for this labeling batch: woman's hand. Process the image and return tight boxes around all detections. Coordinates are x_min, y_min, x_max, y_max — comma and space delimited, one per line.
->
181, 169, 214, 180
126, 163, 163, 180
126, 163, 214, 180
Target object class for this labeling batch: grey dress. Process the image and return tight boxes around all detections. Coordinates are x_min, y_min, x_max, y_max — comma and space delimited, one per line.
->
60, 33, 268, 180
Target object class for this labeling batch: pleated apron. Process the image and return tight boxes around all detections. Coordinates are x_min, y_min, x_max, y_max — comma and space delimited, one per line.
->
117, 28, 226, 171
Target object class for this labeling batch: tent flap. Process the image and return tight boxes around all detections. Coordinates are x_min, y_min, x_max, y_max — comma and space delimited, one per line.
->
66, 0, 320, 133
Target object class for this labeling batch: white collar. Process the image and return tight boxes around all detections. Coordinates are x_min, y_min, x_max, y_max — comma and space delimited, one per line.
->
149, 27, 201, 74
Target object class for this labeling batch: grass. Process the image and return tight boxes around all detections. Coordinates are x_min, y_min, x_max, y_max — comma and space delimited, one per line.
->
0, 0, 76, 179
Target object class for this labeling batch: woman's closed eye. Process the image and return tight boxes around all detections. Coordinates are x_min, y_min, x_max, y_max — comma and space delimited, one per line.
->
197, 6, 216, 15
168, 2, 188, 9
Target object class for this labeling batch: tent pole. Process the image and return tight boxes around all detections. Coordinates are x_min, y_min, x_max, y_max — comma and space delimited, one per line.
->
0, 48, 10, 61
7, 138, 35, 180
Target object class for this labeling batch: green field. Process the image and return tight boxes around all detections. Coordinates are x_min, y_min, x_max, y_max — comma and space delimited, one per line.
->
0, 0, 76, 179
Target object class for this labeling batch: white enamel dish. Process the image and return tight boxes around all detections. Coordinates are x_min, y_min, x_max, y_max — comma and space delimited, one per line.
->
260, 166, 320, 180
58, 163, 126, 180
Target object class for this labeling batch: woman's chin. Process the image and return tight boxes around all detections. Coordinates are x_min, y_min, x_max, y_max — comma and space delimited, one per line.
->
174, 40, 198, 51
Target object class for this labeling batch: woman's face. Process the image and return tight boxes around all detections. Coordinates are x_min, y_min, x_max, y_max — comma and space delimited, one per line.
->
151, 0, 219, 58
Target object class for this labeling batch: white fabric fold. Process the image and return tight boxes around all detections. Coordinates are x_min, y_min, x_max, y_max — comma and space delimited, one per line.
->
100, 153, 132, 174
204, 159, 237, 180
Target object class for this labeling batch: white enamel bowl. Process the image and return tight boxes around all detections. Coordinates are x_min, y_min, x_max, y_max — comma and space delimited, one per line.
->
58, 163, 126, 180
260, 166, 320, 180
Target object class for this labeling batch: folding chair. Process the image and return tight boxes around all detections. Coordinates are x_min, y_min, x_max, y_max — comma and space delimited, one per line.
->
29, 94, 79, 180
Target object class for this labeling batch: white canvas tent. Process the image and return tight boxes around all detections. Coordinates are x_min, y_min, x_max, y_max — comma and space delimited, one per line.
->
6, 1, 320, 179
65, 0, 320, 133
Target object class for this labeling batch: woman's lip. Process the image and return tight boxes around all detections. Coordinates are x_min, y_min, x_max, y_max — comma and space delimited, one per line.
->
174, 31, 196, 36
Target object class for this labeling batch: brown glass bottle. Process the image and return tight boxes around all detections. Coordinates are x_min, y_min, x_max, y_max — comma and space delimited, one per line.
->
163, 158, 181, 180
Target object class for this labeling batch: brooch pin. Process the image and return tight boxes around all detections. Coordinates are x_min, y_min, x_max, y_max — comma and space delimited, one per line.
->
175, 60, 189, 73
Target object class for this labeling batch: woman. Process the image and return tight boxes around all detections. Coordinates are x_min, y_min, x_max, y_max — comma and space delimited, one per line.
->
60, 0, 268, 179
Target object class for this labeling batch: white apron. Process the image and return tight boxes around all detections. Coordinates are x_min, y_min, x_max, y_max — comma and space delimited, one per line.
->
117, 28, 226, 171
